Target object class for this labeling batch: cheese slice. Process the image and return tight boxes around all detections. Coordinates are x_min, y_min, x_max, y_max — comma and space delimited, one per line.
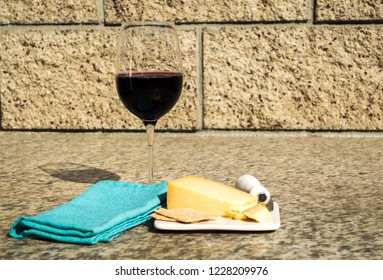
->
242, 203, 272, 223
167, 176, 258, 220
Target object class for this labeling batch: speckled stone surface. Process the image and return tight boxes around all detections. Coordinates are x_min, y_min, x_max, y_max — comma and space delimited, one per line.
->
316, 0, 383, 21
203, 25, 383, 130
0, 27, 197, 130
104, 0, 309, 24
0, 131, 382, 259
0, 0, 99, 24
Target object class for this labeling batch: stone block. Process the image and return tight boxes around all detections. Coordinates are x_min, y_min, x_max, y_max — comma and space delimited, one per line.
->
0, 0, 99, 24
104, 0, 309, 24
0, 27, 197, 130
203, 26, 383, 130
316, 0, 383, 21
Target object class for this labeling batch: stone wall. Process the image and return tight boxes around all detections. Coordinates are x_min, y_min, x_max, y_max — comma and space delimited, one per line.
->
1, 1, 382, 131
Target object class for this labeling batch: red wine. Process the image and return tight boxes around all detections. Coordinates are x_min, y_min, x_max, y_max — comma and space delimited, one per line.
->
116, 71, 183, 122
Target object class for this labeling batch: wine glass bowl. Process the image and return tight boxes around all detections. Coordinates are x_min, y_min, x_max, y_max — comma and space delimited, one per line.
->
115, 22, 183, 183
115, 71, 183, 124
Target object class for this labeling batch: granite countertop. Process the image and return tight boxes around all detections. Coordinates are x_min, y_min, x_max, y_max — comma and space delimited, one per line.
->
0, 131, 382, 260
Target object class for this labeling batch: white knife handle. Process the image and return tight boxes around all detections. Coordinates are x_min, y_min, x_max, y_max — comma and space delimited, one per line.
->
235, 174, 271, 204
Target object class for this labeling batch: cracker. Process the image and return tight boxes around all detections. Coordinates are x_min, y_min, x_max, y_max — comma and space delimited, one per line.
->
154, 208, 216, 223
242, 203, 272, 223
151, 213, 177, 222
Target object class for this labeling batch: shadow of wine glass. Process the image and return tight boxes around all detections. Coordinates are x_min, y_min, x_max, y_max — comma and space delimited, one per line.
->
39, 162, 121, 184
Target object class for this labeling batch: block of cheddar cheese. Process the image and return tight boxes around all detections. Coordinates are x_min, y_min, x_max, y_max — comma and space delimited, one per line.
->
167, 176, 258, 220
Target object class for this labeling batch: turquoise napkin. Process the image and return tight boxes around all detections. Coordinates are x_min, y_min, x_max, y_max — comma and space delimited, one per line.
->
9, 180, 167, 244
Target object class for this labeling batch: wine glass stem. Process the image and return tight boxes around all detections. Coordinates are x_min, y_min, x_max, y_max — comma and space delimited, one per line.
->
145, 122, 155, 184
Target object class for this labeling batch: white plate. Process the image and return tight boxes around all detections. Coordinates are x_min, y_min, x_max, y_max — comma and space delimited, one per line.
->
154, 202, 280, 231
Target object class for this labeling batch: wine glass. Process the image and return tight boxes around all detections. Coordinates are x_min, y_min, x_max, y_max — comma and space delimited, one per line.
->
115, 22, 183, 183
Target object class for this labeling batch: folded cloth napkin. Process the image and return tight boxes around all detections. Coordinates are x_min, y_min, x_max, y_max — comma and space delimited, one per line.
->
9, 180, 167, 245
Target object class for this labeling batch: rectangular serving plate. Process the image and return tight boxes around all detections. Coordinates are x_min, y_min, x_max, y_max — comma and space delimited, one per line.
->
154, 202, 280, 231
